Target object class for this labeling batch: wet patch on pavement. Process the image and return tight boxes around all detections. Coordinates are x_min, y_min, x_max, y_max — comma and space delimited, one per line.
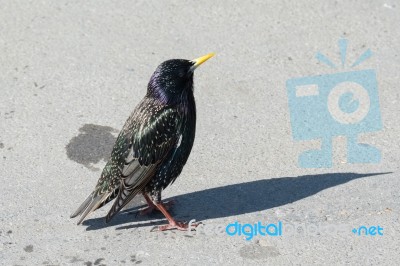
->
66, 124, 118, 171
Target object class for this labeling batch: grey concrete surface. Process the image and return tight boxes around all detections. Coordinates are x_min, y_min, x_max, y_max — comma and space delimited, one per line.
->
1, 0, 399, 265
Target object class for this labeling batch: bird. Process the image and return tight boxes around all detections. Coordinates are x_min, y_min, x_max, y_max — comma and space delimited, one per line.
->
71, 53, 215, 231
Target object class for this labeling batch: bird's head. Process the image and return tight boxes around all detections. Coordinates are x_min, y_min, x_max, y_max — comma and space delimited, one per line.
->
147, 53, 215, 104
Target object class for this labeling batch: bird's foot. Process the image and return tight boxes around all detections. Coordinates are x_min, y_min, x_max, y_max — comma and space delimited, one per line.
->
149, 201, 200, 231
151, 221, 201, 232
137, 199, 176, 216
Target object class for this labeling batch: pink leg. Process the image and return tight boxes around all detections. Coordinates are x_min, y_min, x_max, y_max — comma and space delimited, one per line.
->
151, 203, 200, 231
138, 193, 176, 216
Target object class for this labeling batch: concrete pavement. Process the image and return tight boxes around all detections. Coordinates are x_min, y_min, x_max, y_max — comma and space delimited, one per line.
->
0, 1, 399, 265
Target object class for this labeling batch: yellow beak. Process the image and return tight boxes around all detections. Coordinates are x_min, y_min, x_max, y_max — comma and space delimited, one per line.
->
190, 52, 215, 71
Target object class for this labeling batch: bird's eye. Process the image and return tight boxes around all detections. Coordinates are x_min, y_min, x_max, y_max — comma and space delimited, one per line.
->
177, 69, 186, 78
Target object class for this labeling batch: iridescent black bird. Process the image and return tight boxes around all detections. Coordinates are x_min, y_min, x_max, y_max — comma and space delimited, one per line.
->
71, 53, 215, 230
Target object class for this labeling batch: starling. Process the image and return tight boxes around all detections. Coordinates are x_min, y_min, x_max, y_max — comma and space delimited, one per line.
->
71, 53, 215, 231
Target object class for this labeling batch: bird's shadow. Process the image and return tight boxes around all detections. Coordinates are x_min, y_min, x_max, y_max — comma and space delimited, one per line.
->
82, 172, 391, 231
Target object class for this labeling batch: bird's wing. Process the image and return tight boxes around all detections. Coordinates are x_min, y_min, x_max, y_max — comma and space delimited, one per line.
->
105, 106, 182, 222
71, 101, 181, 225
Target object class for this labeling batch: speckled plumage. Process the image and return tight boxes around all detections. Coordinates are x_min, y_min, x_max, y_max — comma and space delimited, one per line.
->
71, 58, 201, 225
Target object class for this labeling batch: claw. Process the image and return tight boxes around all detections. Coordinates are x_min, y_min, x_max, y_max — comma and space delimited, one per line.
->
141, 193, 195, 232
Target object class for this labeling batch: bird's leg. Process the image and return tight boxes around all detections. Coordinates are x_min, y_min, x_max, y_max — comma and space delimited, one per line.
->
152, 203, 200, 231
138, 193, 176, 216
138, 193, 157, 216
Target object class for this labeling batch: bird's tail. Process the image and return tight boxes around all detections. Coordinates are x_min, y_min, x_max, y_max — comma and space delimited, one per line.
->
70, 191, 112, 225
71, 162, 121, 224
71, 191, 104, 224
105, 188, 141, 223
